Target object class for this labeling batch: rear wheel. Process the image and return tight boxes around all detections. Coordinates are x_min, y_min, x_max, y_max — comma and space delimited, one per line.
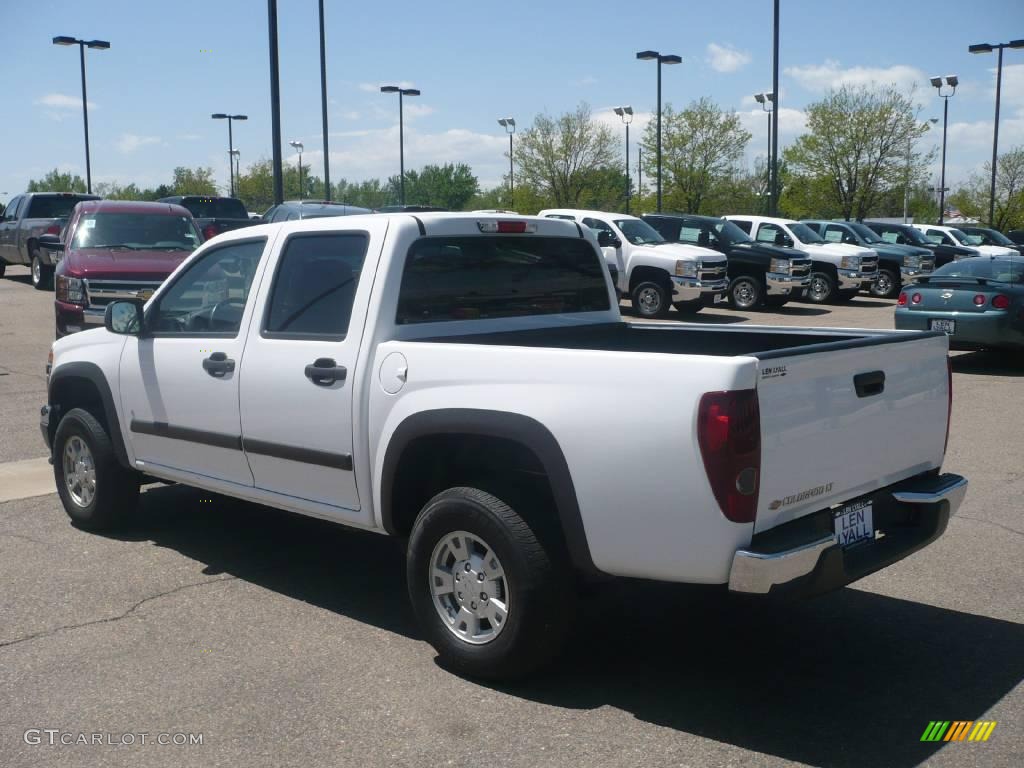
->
806, 272, 836, 304
30, 249, 53, 290
728, 276, 763, 310
869, 268, 900, 299
407, 486, 573, 680
631, 279, 671, 319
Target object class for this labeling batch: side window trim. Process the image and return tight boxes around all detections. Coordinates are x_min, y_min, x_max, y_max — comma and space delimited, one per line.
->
145, 236, 268, 339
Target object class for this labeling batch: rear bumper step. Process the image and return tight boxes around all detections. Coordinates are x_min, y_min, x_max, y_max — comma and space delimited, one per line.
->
728, 473, 967, 597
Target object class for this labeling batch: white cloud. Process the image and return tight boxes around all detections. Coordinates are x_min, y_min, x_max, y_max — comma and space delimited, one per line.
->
785, 60, 925, 93
337, 110, 361, 120
177, 133, 202, 141
403, 103, 435, 120
117, 133, 161, 153
706, 43, 751, 74
592, 108, 654, 138
34, 92, 97, 110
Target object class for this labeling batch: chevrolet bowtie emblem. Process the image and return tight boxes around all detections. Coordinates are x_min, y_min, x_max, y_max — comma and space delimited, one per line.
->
941, 290, 954, 300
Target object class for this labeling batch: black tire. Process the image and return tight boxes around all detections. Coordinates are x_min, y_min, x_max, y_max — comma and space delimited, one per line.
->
407, 486, 573, 681
806, 271, 837, 304
53, 408, 139, 530
631, 278, 671, 319
30, 249, 53, 290
869, 268, 900, 299
728, 275, 764, 310
672, 299, 703, 314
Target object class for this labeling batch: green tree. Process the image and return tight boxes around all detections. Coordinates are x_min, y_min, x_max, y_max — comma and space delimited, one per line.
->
397, 163, 479, 210
516, 103, 618, 207
172, 166, 217, 196
947, 147, 1024, 230
334, 178, 393, 209
26, 169, 87, 193
783, 84, 932, 220
642, 97, 751, 214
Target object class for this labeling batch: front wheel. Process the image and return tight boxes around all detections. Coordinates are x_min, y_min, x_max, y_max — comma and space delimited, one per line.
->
407, 487, 573, 681
806, 272, 837, 304
727, 276, 763, 310
31, 250, 53, 290
631, 279, 671, 319
869, 268, 900, 299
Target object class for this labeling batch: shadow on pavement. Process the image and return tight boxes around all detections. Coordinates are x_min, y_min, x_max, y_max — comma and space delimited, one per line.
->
765, 304, 832, 317
951, 349, 1024, 377
3, 274, 34, 287
114, 484, 1023, 768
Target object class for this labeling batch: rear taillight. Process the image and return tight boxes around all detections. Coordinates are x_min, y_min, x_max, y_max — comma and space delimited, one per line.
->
992, 294, 1010, 310
897, 292, 908, 306
944, 358, 952, 456
45, 224, 61, 236
697, 390, 761, 524
911, 292, 922, 304
202, 224, 218, 240
477, 220, 537, 234
973, 294, 986, 306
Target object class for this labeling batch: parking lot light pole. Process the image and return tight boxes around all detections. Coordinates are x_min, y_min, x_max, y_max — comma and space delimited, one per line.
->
637, 147, 643, 210
930, 75, 958, 225
969, 40, 1024, 226
52, 36, 110, 195
318, 0, 331, 200
289, 141, 304, 198
267, 0, 284, 205
498, 118, 516, 208
613, 107, 634, 213
754, 93, 774, 214
381, 86, 420, 206
212, 114, 247, 197
904, 119, 938, 224
229, 150, 241, 193
636, 50, 681, 212
770, 0, 780, 215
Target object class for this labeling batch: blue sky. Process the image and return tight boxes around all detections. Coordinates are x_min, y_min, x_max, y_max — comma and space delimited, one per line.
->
1, 0, 1022, 202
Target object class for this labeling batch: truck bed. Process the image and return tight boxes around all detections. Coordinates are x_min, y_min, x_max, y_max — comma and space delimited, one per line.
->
418, 321, 939, 358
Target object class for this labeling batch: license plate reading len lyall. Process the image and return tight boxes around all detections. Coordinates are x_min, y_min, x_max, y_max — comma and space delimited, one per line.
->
833, 499, 873, 548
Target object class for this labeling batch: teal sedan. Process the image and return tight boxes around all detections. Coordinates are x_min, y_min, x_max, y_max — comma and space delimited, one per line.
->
895, 257, 1024, 351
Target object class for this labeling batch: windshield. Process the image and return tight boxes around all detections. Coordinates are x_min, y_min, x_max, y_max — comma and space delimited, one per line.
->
789, 222, 825, 244
27, 195, 94, 219
181, 197, 249, 219
71, 213, 202, 251
848, 222, 882, 243
614, 219, 666, 245
948, 228, 981, 246
714, 219, 752, 244
967, 227, 1015, 246
932, 257, 1023, 284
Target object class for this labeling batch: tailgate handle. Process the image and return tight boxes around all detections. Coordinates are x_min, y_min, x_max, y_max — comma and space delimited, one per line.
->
854, 371, 885, 398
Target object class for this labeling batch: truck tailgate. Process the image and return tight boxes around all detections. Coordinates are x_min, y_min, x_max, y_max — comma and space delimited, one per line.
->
754, 333, 949, 533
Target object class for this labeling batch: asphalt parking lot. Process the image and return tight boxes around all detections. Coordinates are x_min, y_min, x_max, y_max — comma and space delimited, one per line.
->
1, 263, 1021, 768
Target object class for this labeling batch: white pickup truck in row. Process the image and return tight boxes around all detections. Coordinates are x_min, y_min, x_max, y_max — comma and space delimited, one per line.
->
41, 213, 966, 679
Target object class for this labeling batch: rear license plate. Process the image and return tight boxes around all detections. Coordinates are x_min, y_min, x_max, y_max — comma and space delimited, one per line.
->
930, 318, 955, 334
833, 499, 873, 548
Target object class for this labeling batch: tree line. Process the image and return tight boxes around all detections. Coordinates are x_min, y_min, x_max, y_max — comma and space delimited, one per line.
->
17, 84, 1024, 230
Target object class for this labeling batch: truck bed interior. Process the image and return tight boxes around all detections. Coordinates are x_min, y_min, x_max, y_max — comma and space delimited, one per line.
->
418, 321, 879, 358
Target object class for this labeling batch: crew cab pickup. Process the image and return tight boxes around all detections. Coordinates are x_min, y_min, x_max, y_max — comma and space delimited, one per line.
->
41, 213, 967, 680
0, 192, 100, 289
157, 195, 258, 241
864, 221, 976, 268
643, 213, 811, 310
725, 215, 879, 304
538, 209, 728, 318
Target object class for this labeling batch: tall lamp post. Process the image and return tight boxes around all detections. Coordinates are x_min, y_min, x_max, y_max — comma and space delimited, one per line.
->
969, 39, 1024, 226
498, 117, 516, 208
289, 141, 304, 199
318, 0, 331, 200
770, 0, 780, 215
52, 36, 110, 194
267, 0, 283, 205
637, 147, 643, 210
229, 150, 241, 194
613, 107, 634, 213
754, 92, 774, 214
903, 119, 938, 223
930, 75, 958, 225
212, 113, 247, 197
636, 50, 681, 212
380, 85, 420, 206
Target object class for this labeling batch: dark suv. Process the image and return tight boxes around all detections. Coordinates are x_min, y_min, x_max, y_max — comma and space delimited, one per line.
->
643, 213, 811, 309
864, 221, 975, 268
260, 200, 373, 221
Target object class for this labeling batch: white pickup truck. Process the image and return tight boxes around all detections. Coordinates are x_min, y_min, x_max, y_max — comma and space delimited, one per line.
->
725, 215, 879, 304
41, 213, 966, 680
537, 209, 728, 318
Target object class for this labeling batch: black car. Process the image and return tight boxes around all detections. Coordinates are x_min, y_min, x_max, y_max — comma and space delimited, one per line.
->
375, 205, 448, 213
1007, 229, 1024, 246
260, 200, 373, 221
864, 221, 975, 268
803, 220, 934, 298
157, 195, 257, 241
960, 226, 1024, 255
643, 213, 811, 309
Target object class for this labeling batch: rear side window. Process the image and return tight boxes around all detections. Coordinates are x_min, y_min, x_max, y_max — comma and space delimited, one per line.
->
181, 197, 249, 219
27, 195, 90, 219
731, 219, 752, 234
263, 233, 368, 339
396, 236, 610, 325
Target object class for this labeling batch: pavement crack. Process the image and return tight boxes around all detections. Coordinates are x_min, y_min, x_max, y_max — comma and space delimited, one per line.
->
0, 531, 52, 546
956, 514, 1024, 537
0, 575, 237, 651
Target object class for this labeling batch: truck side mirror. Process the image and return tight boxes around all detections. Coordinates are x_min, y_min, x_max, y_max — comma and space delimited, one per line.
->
38, 234, 64, 251
774, 232, 792, 247
895, 235, 907, 245
104, 301, 145, 336
597, 230, 621, 248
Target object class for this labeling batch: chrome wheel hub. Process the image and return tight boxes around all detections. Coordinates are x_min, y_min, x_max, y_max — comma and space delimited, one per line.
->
637, 286, 662, 314
32, 257, 40, 283
734, 281, 755, 307
875, 273, 892, 295
809, 276, 829, 301
63, 435, 96, 508
430, 531, 509, 645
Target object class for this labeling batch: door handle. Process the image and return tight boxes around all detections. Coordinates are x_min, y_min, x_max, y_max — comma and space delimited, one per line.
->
304, 357, 347, 386
853, 370, 885, 398
202, 351, 235, 378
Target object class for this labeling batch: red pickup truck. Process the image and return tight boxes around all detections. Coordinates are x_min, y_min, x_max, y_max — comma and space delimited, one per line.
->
46, 200, 202, 337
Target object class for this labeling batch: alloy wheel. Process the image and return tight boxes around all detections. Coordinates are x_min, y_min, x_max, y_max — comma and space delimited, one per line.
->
63, 435, 96, 508
430, 530, 509, 645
